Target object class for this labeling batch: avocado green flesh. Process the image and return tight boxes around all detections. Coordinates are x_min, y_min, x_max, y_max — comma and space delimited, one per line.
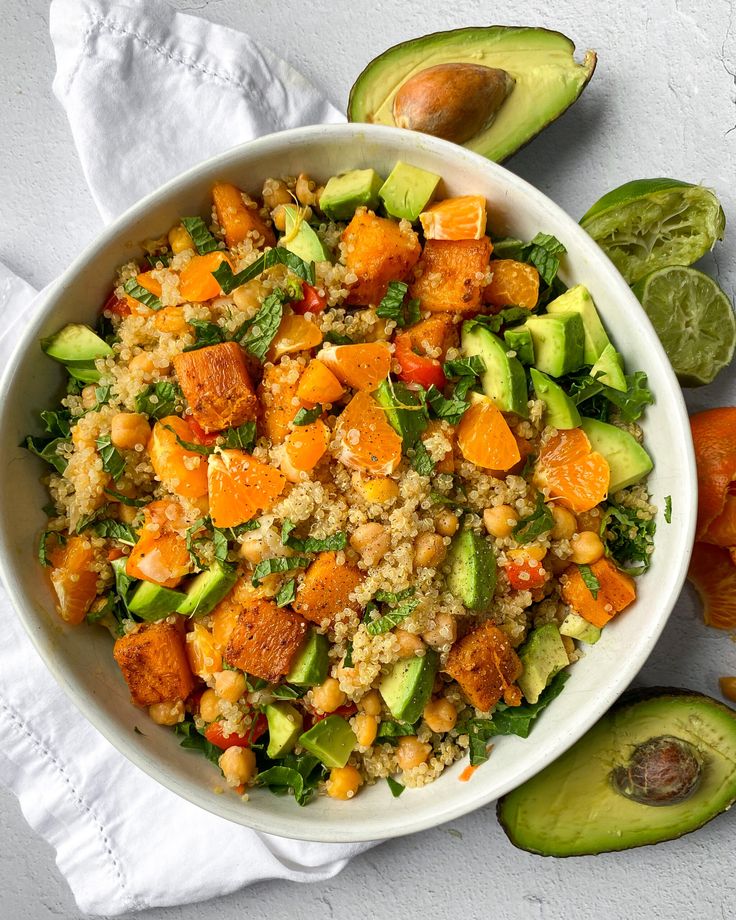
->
590, 344, 626, 392
374, 379, 428, 449
265, 702, 303, 758
378, 161, 440, 222
41, 323, 113, 364
529, 368, 581, 429
177, 562, 238, 617
282, 205, 330, 263
546, 285, 609, 366
348, 27, 596, 163
461, 322, 528, 417
525, 313, 585, 378
504, 326, 534, 365
67, 365, 102, 384
446, 529, 496, 612
498, 693, 736, 856
517, 624, 568, 704
320, 168, 383, 221
581, 417, 653, 493
287, 630, 329, 687
560, 612, 600, 644
299, 715, 355, 769
128, 581, 187, 620
379, 649, 439, 724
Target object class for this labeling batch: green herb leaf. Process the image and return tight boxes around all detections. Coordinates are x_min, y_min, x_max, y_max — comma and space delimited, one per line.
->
281, 521, 348, 553
387, 776, 405, 797
181, 216, 220, 255
343, 640, 354, 668
664, 495, 672, 524
24, 436, 70, 474
185, 517, 210, 569
40, 409, 72, 439
95, 434, 126, 481
174, 719, 222, 766
374, 588, 415, 605
376, 720, 417, 741
134, 381, 184, 419
270, 682, 305, 700
38, 530, 64, 566
376, 281, 421, 329
237, 290, 286, 360
222, 421, 257, 450
564, 370, 654, 423
364, 600, 419, 635
470, 307, 531, 334
212, 528, 229, 564
162, 423, 215, 456
256, 752, 326, 806
526, 233, 566, 286
183, 319, 227, 352
425, 384, 468, 425
251, 555, 311, 586
103, 488, 147, 507
292, 404, 323, 426
578, 564, 600, 598
110, 556, 136, 612
87, 385, 112, 413
94, 519, 138, 546
275, 578, 297, 607
600, 502, 656, 574
323, 331, 354, 345
443, 356, 486, 379
123, 277, 162, 311
75, 506, 109, 534
513, 493, 554, 543
144, 248, 172, 269
411, 440, 435, 476
213, 248, 315, 294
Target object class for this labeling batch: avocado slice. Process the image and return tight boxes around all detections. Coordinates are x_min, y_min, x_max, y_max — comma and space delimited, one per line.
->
41, 323, 114, 365
348, 27, 596, 163
127, 581, 187, 621
281, 205, 330, 263
67, 365, 103, 384
265, 702, 304, 758
461, 321, 528, 417
378, 161, 441, 222
559, 611, 601, 645
286, 630, 329, 687
177, 561, 238, 617
374, 379, 428, 449
581, 417, 653, 493
299, 714, 356, 769
498, 688, 736, 855
503, 326, 534, 366
517, 624, 569, 704
525, 313, 585, 378
446, 529, 496, 612
379, 648, 439, 724
546, 285, 610, 365
590, 343, 626, 392
320, 168, 384, 221
529, 368, 581, 430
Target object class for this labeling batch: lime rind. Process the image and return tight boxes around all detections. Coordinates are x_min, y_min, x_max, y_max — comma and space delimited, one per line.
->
632, 266, 736, 386
581, 182, 725, 284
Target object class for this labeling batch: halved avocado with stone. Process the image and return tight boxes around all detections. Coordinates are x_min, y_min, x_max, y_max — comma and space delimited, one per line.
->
348, 27, 596, 163
498, 688, 736, 855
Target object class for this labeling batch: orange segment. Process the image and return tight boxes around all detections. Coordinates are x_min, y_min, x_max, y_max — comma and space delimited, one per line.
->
317, 342, 392, 391
688, 541, 736, 629
149, 416, 209, 500
284, 420, 330, 472
126, 500, 191, 588
48, 535, 99, 625
186, 623, 222, 678
705, 492, 736, 546
179, 252, 232, 302
207, 449, 286, 528
334, 391, 402, 474
483, 260, 540, 310
534, 428, 610, 514
258, 361, 304, 444
296, 359, 345, 405
419, 195, 487, 241
690, 408, 736, 542
268, 314, 323, 361
456, 399, 520, 471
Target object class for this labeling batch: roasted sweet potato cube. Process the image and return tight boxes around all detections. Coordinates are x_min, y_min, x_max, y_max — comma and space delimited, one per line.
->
342, 210, 421, 306
257, 360, 303, 443
292, 551, 363, 626
406, 314, 458, 359
561, 558, 636, 629
173, 341, 258, 432
410, 238, 492, 314
223, 597, 308, 681
212, 181, 276, 249
113, 622, 194, 708
444, 621, 522, 711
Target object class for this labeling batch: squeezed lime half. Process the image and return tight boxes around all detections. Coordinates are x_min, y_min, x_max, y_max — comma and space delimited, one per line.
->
581, 179, 725, 284
632, 266, 736, 386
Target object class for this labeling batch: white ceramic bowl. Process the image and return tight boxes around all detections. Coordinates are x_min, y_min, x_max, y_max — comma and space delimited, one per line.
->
0, 124, 696, 842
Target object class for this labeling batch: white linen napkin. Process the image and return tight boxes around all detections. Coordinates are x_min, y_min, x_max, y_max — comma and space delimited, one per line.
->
0, 0, 376, 915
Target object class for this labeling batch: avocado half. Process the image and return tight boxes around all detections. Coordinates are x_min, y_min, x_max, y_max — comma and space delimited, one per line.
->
348, 27, 597, 163
497, 688, 736, 856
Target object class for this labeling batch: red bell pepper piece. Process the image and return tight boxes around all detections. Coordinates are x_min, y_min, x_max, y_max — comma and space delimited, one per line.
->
293, 282, 327, 316
204, 713, 267, 750
394, 332, 446, 390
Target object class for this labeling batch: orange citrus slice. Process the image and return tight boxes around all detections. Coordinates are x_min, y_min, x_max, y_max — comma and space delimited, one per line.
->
334, 391, 402, 474
457, 399, 520, 471
49, 535, 99, 625
534, 428, 610, 513
208, 450, 286, 528
419, 195, 487, 241
483, 260, 540, 310
688, 541, 736, 630
691, 407, 736, 543
317, 342, 392, 391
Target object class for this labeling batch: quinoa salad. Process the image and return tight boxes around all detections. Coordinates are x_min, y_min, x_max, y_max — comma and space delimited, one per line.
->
28, 161, 658, 805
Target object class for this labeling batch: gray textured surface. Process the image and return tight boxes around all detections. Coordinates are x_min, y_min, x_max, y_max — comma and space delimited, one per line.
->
2, 0, 736, 917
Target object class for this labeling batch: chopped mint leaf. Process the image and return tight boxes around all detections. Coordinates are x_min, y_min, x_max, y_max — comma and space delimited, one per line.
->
411, 439, 435, 476
181, 216, 220, 255
212, 248, 315, 294
237, 290, 286, 361
222, 421, 257, 450
292, 404, 323, 426
24, 435, 70, 474
364, 600, 419, 635
425, 384, 468, 425
664, 495, 672, 524
251, 555, 310, 586
122, 278, 162, 311
600, 502, 656, 574
38, 530, 64, 567
513, 493, 554, 543
134, 381, 184, 419
376, 281, 422, 329
94, 519, 138, 546
162, 423, 215, 456
95, 434, 126, 481
103, 488, 147, 507
183, 319, 227, 352
387, 776, 405, 797
578, 563, 600, 598
275, 578, 298, 607
281, 520, 347, 553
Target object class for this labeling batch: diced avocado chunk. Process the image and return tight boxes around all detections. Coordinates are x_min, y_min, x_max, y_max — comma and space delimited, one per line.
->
127, 581, 187, 621
581, 417, 653, 493
379, 648, 439, 724
378, 161, 441, 222
374, 379, 428, 449
517, 623, 569, 704
320, 168, 383, 220
525, 312, 585, 377
546, 284, 610, 365
590, 343, 626, 392
446, 529, 496, 612
504, 326, 534, 365
462, 321, 528, 417
299, 714, 355, 769
529, 368, 581, 429
41, 323, 114, 365
281, 205, 330, 263
286, 630, 329, 687
265, 702, 304, 758
177, 561, 238, 617
560, 612, 601, 645
67, 365, 102, 384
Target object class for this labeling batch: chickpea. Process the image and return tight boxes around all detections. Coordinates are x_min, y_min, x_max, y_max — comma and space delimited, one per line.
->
295, 172, 319, 208
326, 764, 363, 800
350, 522, 391, 566
80, 385, 98, 410
311, 677, 346, 713
435, 509, 459, 537
423, 697, 457, 733
394, 629, 425, 658
110, 413, 152, 450
271, 204, 288, 232
719, 676, 736, 702
508, 544, 547, 563
261, 177, 293, 210
422, 612, 457, 649
219, 746, 256, 787
199, 688, 220, 722
353, 712, 378, 747
148, 699, 185, 726
118, 502, 139, 525
395, 736, 431, 771
550, 504, 577, 541
483, 504, 519, 538
168, 224, 195, 253
569, 531, 605, 565
129, 352, 156, 376
240, 532, 267, 564
576, 507, 603, 533
233, 280, 266, 316
214, 669, 247, 703
413, 532, 447, 568
358, 689, 382, 717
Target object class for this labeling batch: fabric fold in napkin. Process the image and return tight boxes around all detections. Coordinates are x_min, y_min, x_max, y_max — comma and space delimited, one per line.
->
0, 0, 374, 915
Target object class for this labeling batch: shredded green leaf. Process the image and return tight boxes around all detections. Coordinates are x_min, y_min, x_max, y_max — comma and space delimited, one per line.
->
513, 493, 554, 543
237, 290, 287, 360
183, 319, 227, 352
664, 495, 672, 524
256, 752, 326, 807
600, 502, 656, 574
469, 308, 530, 334
162, 423, 215, 456
411, 440, 435, 476
174, 719, 222, 766
24, 435, 70, 474
374, 588, 415, 605
94, 519, 138, 546
376, 720, 417, 741
38, 530, 64, 567
213, 248, 315, 294
122, 278, 162, 311
292, 404, 324, 426
425, 384, 468, 425
376, 281, 421, 328
343, 640, 354, 668
103, 488, 147, 507
323, 331, 354, 345
251, 555, 310, 586
134, 381, 184, 419
275, 578, 297, 607
386, 776, 405, 797
364, 600, 419, 635
281, 520, 347, 553
222, 421, 257, 450
95, 434, 126, 481
181, 216, 220, 255
578, 564, 600, 598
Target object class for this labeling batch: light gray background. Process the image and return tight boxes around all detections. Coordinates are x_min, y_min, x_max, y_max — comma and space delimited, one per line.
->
2, 0, 736, 917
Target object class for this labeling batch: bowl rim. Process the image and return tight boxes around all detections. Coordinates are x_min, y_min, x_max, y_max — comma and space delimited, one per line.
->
0, 122, 697, 842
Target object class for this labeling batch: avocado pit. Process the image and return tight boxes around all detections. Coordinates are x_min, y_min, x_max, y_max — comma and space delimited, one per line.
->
610, 735, 702, 806
392, 63, 515, 145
